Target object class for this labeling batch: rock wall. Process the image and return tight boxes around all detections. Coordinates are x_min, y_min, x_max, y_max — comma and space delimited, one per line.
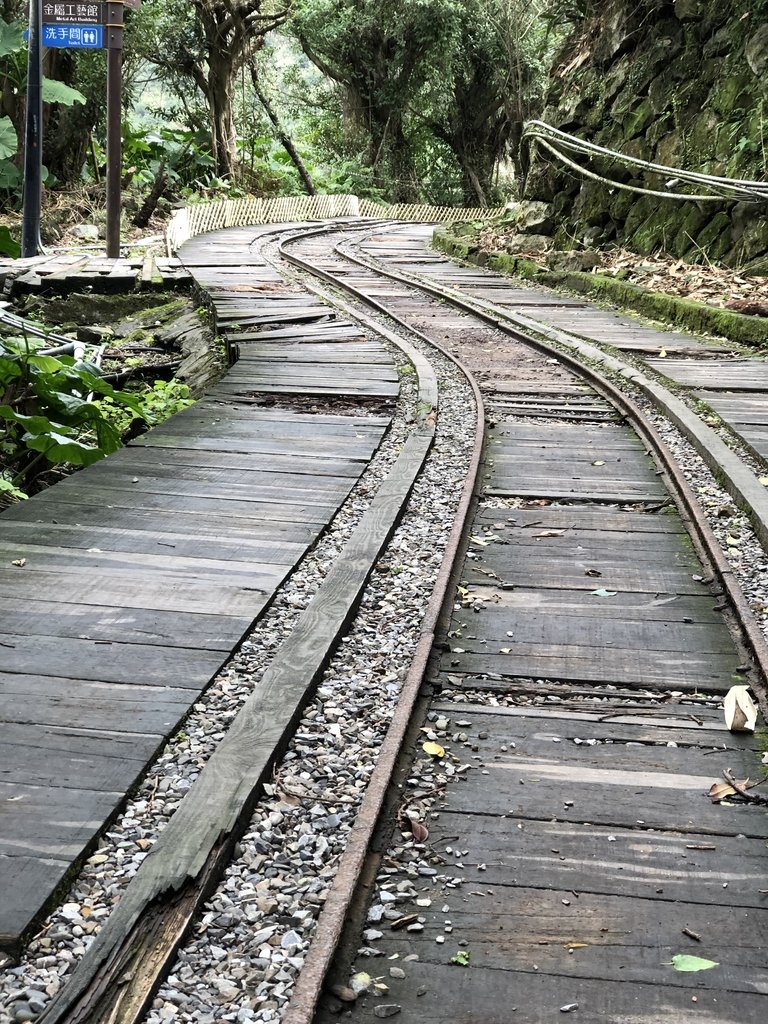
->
528, 0, 768, 270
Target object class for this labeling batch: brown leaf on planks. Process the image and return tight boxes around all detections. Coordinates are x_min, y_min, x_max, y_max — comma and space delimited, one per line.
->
708, 781, 741, 803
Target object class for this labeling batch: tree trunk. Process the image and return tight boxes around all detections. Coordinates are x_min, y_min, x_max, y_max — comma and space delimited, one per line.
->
390, 119, 418, 202
250, 65, 316, 195
207, 54, 238, 178
133, 159, 168, 227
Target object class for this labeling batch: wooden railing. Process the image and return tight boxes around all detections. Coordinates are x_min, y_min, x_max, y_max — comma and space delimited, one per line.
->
165, 194, 503, 252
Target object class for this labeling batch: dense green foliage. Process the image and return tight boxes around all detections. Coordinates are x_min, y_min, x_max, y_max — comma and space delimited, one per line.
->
0, 335, 149, 502
1, 0, 561, 236
0, 326, 195, 505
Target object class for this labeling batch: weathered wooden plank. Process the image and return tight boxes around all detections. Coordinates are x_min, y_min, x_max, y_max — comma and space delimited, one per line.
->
442, 644, 738, 690
0, 674, 199, 733
0, 856, 71, 949
0, 597, 246, 649
464, 561, 710, 595
211, 379, 400, 398
486, 422, 645, 447
0, 633, 226, 687
0, 781, 124, 859
28, 485, 338, 524
0, 569, 274, 616
0, 542, 295, 580
0, 522, 307, 566
455, 585, 724, 624
324, 961, 765, 1023
430, 700, 729, 729
1, 500, 319, 544
484, 482, 667, 501
48, 471, 350, 507
432, 714, 753, 767
0, 723, 162, 790
371, 884, 768, 991
648, 359, 768, 389
443, 757, 768, 836
481, 538, 699, 566
132, 433, 379, 460
426, 814, 768, 906
458, 609, 735, 653
473, 506, 685, 533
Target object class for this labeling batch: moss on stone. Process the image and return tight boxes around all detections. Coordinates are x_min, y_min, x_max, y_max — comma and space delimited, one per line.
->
672, 205, 710, 257
622, 98, 657, 139
706, 73, 754, 117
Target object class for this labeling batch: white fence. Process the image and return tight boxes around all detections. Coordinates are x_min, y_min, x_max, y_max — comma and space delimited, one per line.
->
165, 194, 503, 253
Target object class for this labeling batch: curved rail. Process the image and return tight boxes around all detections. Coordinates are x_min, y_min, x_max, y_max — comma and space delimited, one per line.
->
33, 220, 483, 1024
17, 218, 768, 1024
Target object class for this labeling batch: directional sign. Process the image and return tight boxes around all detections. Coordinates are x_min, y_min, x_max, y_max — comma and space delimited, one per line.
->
42, 3, 104, 25
42, 23, 103, 46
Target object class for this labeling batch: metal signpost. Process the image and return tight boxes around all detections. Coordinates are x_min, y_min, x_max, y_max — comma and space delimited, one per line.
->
21, 0, 128, 258
21, 0, 42, 257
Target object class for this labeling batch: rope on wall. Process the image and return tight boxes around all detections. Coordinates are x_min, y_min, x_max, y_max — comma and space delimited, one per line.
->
522, 120, 768, 203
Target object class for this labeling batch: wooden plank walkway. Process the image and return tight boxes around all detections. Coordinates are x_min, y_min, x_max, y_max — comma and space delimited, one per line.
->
358, 226, 725, 356
317, 229, 767, 1024
0, 226, 396, 953
0, 252, 189, 295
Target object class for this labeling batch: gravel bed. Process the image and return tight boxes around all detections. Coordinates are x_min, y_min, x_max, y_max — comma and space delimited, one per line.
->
0, 287, 476, 1024
637, 394, 768, 647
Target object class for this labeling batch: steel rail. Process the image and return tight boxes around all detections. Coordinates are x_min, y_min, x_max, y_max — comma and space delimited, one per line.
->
264, 221, 766, 1021
329, 228, 768, 715
269, 224, 487, 1024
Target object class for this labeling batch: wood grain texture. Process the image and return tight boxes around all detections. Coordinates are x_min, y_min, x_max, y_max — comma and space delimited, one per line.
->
0, 224, 398, 952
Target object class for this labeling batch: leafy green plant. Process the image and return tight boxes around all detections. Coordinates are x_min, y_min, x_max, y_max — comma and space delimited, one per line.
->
95, 378, 194, 435
89, 123, 218, 194
0, 335, 146, 502
0, 224, 20, 258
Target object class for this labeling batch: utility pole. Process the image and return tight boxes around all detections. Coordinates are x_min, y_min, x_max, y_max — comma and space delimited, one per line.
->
21, 0, 43, 258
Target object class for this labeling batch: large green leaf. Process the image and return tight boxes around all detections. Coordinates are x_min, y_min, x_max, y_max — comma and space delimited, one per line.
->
0, 19, 24, 58
42, 78, 86, 107
0, 225, 19, 258
25, 430, 104, 466
670, 955, 719, 972
27, 354, 64, 373
0, 405, 73, 437
0, 358, 22, 386
0, 477, 27, 501
0, 116, 17, 160
0, 159, 20, 190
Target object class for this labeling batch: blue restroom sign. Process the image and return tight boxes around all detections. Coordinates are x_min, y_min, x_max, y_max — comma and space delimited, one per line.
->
42, 23, 103, 46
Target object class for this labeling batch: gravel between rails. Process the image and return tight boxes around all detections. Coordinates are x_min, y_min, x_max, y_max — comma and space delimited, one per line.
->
0, 286, 476, 1024
6, 237, 768, 1024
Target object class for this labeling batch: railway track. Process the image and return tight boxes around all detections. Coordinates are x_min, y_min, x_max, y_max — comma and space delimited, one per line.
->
2, 220, 767, 1024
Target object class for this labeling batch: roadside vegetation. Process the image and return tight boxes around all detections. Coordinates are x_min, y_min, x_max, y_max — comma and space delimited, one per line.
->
0, 0, 561, 255
2, 0, 767, 502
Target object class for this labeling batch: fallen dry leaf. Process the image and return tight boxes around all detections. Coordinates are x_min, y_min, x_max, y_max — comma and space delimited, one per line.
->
411, 821, 429, 842
422, 741, 446, 758
708, 781, 739, 803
